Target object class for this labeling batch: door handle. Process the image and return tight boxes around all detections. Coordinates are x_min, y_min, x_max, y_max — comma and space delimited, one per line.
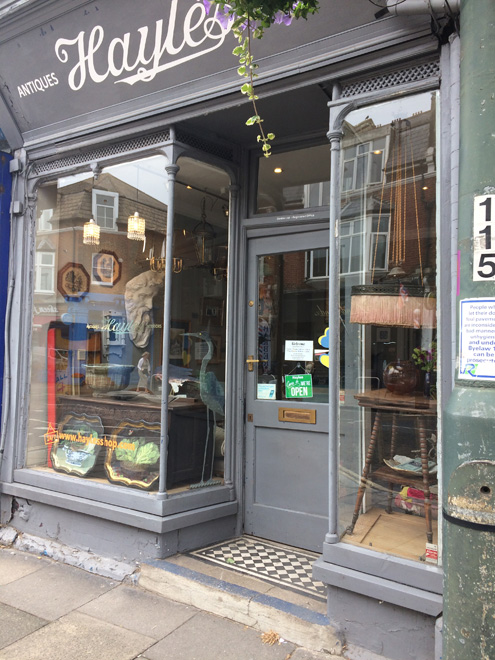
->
246, 356, 268, 371
246, 355, 259, 372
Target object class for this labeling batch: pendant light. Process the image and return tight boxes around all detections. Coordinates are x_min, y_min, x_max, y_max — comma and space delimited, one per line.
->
83, 217, 100, 246
192, 197, 215, 267
127, 164, 146, 240
127, 211, 146, 241
83, 167, 101, 245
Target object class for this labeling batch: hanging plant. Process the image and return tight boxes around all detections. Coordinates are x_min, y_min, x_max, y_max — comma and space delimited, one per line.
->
204, 1, 320, 157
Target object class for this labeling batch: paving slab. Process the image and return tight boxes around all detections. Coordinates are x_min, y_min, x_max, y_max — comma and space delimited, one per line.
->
0, 562, 116, 620
144, 610, 296, 660
0, 602, 48, 649
0, 610, 155, 660
0, 549, 49, 586
79, 583, 196, 639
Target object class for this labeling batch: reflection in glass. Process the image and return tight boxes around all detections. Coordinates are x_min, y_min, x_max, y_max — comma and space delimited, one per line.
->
26, 153, 230, 494
256, 143, 330, 213
338, 92, 439, 564
256, 250, 329, 403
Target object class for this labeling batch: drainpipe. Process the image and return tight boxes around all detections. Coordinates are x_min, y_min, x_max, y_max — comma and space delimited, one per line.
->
442, 1, 495, 658
374, 0, 459, 18
385, 0, 459, 14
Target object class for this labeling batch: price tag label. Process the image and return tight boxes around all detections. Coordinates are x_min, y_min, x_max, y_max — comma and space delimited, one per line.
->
473, 194, 495, 281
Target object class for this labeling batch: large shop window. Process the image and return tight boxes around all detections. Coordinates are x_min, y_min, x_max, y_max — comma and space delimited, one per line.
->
26, 154, 229, 493
338, 92, 439, 564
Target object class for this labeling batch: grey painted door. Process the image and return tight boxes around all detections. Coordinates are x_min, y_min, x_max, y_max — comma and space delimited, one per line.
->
244, 229, 329, 552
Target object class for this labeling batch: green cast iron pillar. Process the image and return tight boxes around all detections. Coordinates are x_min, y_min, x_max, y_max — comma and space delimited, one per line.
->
443, 0, 495, 658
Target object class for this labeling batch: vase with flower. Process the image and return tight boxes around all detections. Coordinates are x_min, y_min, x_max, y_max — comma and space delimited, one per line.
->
411, 342, 437, 398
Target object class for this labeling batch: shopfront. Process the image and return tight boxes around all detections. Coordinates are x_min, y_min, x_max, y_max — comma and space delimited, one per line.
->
0, 1, 460, 657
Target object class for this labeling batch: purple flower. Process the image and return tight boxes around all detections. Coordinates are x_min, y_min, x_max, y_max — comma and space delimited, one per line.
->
274, 11, 292, 25
202, 0, 212, 11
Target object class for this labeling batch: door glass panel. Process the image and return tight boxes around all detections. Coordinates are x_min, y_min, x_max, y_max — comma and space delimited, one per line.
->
256, 249, 329, 403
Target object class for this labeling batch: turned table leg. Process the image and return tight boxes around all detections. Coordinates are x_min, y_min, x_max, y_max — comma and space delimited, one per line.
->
346, 410, 382, 535
386, 412, 398, 513
417, 416, 433, 544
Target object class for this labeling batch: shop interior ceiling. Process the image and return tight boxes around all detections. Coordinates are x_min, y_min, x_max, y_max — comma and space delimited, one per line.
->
181, 83, 330, 150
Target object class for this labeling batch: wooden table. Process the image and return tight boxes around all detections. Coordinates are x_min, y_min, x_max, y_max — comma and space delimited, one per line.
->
346, 389, 437, 544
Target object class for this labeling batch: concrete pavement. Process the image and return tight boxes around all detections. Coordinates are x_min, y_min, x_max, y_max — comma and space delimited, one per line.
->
0, 544, 342, 660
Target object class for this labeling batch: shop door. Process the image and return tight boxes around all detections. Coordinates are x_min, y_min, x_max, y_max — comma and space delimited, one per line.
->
244, 229, 330, 552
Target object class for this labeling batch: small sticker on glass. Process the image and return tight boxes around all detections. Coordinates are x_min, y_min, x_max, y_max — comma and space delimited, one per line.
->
257, 383, 276, 400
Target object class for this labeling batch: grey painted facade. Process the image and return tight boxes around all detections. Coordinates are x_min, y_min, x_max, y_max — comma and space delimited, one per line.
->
0, 1, 462, 658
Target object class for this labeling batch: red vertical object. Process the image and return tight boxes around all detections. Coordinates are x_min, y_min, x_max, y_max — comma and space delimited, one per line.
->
46, 327, 56, 467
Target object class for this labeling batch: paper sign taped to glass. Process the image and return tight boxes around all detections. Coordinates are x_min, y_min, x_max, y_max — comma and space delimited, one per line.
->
459, 298, 495, 380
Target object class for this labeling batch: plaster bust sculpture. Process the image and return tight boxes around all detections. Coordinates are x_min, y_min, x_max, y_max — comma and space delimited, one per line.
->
124, 269, 164, 348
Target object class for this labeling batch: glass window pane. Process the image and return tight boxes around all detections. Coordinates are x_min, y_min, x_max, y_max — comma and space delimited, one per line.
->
169, 156, 230, 489
27, 155, 230, 494
349, 236, 362, 273
343, 161, 354, 192
256, 250, 329, 403
340, 237, 350, 273
311, 248, 328, 278
339, 92, 439, 565
373, 234, 388, 270
41, 253, 54, 265
256, 143, 330, 213
355, 154, 368, 189
369, 152, 384, 183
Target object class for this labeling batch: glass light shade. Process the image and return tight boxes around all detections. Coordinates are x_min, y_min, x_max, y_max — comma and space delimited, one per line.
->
127, 211, 146, 240
83, 218, 100, 246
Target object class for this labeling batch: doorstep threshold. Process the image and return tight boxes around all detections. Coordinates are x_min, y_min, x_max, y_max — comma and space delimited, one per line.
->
139, 552, 342, 655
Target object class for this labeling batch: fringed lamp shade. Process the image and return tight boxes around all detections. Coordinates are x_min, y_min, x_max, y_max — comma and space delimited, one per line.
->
127, 212, 146, 240
350, 283, 436, 328
83, 218, 100, 246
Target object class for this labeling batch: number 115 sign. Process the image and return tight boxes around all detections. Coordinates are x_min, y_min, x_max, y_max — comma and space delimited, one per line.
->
473, 194, 495, 280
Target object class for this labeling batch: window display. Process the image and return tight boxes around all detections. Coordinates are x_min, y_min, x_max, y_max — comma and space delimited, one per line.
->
338, 92, 439, 563
27, 154, 229, 493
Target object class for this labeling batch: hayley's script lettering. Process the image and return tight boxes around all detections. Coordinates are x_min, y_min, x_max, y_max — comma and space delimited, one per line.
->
54, 0, 232, 90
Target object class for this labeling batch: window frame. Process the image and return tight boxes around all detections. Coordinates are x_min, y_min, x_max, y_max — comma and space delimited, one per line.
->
92, 189, 119, 230
34, 250, 55, 293
342, 137, 388, 192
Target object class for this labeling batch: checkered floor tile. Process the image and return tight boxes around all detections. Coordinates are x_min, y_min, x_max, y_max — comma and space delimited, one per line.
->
190, 537, 326, 599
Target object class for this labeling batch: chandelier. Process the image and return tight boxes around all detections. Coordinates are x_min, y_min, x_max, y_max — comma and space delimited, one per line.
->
127, 211, 146, 241
83, 217, 100, 246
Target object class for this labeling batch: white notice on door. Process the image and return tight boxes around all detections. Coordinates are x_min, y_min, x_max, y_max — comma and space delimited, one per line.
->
285, 340, 314, 362
459, 298, 495, 380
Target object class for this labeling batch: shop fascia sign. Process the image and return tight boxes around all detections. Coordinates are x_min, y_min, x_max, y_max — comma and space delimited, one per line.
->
18, 1, 232, 98
52, 2, 233, 93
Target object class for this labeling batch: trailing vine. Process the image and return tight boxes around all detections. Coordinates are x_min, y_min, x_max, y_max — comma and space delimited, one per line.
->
204, 1, 319, 157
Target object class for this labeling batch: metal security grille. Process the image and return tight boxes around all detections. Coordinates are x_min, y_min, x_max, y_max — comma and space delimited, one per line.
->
176, 130, 235, 162
341, 61, 440, 98
32, 130, 172, 176
31, 128, 234, 177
